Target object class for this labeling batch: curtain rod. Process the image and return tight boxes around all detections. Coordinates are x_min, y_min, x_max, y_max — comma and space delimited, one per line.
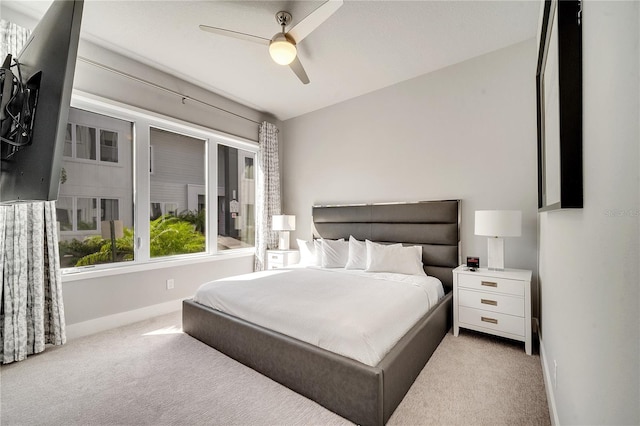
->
77, 56, 262, 125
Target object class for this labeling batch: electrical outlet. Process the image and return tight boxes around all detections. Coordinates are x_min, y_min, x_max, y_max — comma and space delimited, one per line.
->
166, 278, 175, 290
553, 360, 558, 389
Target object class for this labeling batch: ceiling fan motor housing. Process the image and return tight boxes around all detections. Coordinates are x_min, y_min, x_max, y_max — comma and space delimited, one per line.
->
275, 11, 292, 28
270, 11, 297, 65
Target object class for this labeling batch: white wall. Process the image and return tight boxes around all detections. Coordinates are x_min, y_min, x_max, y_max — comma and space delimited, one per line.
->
63, 255, 253, 327
73, 41, 274, 143
538, 2, 639, 425
282, 40, 540, 314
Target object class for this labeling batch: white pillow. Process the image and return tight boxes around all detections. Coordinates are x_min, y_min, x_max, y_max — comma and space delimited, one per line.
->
297, 239, 317, 266
364, 240, 400, 270
345, 236, 367, 270
320, 238, 349, 268
314, 239, 322, 265
365, 240, 425, 276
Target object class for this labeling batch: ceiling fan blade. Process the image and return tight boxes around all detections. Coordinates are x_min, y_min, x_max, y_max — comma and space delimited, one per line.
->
287, 0, 343, 43
289, 56, 310, 84
199, 24, 270, 45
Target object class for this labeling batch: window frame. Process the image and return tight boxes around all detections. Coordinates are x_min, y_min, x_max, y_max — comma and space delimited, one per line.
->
62, 91, 259, 277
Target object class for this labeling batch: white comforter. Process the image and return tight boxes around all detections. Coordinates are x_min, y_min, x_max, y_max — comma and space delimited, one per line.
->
193, 267, 444, 367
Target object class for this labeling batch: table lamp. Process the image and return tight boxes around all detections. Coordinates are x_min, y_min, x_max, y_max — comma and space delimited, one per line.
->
474, 210, 521, 271
272, 214, 296, 250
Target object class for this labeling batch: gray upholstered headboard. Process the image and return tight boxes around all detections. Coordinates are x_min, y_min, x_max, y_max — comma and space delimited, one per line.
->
312, 200, 460, 291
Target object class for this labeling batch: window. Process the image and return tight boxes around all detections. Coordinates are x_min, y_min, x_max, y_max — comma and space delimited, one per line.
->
244, 156, 254, 179
57, 196, 121, 232
64, 122, 120, 164
56, 197, 73, 231
75, 125, 96, 160
217, 145, 255, 250
101, 199, 119, 221
58, 107, 133, 268
150, 201, 179, 220
64, 123, 72, 157
149, 128, 206, 258
59, 95, 259, 273
100, 130, 118, 162
76, 197, 97, 230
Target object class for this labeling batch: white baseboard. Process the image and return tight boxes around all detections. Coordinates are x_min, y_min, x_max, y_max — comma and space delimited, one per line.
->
65, 298, 185, 340
539, 336, 561, 426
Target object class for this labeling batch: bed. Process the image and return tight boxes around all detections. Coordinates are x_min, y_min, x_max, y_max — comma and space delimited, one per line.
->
182, 200, 460, 425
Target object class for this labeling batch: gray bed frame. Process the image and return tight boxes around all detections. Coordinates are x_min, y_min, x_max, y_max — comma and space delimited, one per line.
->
183, 200, 460, 425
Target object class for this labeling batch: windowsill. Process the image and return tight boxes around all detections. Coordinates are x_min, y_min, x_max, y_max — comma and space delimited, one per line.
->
61, 249, 254, 282
62, 157, 123, 167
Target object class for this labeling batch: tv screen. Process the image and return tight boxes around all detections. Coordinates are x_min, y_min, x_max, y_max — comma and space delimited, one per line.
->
0, 0, 84, 202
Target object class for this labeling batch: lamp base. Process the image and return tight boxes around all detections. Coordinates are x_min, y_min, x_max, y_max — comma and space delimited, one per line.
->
487, 237, 505, 271
278, 231, 290, 250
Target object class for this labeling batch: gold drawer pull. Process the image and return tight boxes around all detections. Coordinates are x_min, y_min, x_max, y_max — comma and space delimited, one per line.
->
481, 316, 498, 325
481, 281, 497, 288
481, 299, 498, 306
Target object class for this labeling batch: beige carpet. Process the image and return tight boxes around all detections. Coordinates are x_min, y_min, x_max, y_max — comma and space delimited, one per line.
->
0, 311, 550, 425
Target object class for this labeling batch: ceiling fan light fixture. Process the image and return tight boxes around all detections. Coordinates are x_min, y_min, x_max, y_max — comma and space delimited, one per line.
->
269, 33, 297, 65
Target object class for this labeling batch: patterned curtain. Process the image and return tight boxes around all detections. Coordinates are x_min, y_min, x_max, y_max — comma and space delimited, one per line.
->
254, 121, 281, 271
1, 19, 31, 60
0, 201, 66, 364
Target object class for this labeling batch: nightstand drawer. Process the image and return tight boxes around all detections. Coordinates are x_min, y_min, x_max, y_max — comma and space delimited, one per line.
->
266, 250, 299, 270
268, 256, 285, 269
459, 306, 525, 337
458, 289, 524, 317
268, 253, 285, 263
458, 274, 524, 297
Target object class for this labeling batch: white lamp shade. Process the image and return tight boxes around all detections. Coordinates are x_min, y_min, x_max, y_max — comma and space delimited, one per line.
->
475, 210, 522, 237
272, 215, 296, 231
269, 34, 297, 65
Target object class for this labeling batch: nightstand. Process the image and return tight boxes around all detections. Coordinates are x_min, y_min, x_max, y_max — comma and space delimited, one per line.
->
266, 249, 300, 270
453, 266, 532, 355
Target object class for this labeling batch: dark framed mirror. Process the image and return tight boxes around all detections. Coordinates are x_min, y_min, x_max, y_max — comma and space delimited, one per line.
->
536, 0, 583, 211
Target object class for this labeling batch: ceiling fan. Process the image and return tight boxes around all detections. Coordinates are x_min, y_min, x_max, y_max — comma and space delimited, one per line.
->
199, 0, 343, 85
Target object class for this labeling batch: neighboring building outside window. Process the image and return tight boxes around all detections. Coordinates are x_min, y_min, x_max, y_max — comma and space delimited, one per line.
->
150, 201, 179, 220
217, 145, 255, 250
64, 124, 72, 157
101, 198, 119, 221
99, 129, 118, 163
56, 197, 73, 231
149, 127, 206, 258
57, 196, 120, 232
75, 125, 96, 160
149, 145, 155, 174
57, 107, 134, 268
65, 122, 121, 163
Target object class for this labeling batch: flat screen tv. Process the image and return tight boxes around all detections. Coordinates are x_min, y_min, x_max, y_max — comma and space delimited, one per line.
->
0, 0, 84, 202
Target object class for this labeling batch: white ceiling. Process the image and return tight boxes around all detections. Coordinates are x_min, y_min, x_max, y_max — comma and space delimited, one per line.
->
5, 0, 541, 121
